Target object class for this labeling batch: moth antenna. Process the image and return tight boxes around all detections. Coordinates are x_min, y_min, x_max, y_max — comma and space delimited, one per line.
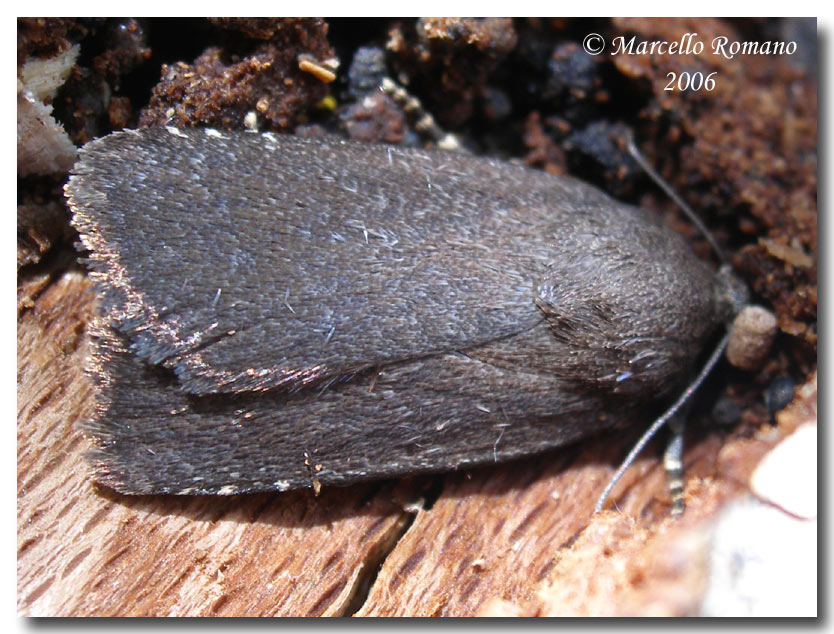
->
594, 331, 731, 514
624, 132, 727, 264
380, 77, 463, 152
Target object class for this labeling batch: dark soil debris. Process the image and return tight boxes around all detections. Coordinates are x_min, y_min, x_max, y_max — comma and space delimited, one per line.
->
17, 17, 87, 66
140, 18, 334, 131
386, 18, 518, 128
340, 93, 407, 145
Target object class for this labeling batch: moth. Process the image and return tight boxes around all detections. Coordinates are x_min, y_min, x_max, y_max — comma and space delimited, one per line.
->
65, 127, 747, 496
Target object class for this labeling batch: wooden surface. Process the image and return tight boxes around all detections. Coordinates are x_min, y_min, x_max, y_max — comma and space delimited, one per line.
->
18, 269, 803, 616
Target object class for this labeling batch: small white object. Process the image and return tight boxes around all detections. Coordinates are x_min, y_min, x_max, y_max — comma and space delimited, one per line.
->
751, 424, 817, 519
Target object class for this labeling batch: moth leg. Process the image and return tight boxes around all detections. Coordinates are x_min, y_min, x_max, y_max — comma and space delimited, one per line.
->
594, 332, 730, 514
664, 414, 686, 516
